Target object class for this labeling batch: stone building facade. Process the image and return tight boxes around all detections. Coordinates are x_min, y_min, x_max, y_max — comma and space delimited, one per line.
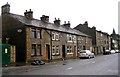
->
2, 3, 92, 65
74, 21, 111, 55
96, 31, 111, 54
111, 29, 120, 50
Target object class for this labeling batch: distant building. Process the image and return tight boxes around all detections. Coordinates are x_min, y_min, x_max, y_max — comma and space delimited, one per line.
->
111, 29, 120, 50
74, 21, 111, 55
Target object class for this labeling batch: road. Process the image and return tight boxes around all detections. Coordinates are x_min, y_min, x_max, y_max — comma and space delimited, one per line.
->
2, 53, 118, 75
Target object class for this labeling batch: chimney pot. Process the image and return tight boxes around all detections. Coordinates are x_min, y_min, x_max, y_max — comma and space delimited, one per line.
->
41, 15, 49, 23
1, 2, 10, 14
24, 9, 33, 19
55, 18, 57, 20
54, 18, 61, 26
64, 21, 66, 24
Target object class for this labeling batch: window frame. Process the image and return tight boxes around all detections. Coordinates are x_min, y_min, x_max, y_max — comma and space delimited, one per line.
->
31, 28, 36, 39
31, 44, 36, 56
52, 45, 60, 56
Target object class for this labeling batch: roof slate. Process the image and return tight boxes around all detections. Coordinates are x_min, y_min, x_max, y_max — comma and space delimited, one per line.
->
9, 13, 91, 37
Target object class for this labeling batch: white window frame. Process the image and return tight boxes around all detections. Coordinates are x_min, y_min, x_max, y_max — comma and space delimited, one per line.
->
73, 35, 76, 43
67, 46, 73, 54
36, 29, 41, 39
52, 46, 60, 55
52, 32, 55, 40
55, 33, 59, 40
67, 34, 72, 42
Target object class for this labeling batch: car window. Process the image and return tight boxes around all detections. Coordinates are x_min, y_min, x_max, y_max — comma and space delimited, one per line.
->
80, 50, 86, 53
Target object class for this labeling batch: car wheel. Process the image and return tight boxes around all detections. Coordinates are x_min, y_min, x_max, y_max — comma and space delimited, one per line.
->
88, 56, 91, 59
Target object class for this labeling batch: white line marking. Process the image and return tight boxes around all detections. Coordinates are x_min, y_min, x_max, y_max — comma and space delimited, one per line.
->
67, 67, 73, 70
92, 61, 95, 63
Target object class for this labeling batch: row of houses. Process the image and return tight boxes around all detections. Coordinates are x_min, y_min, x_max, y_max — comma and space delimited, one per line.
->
1, 3, 120, 65
2, 3, 92, 65
74, 22, 112, 55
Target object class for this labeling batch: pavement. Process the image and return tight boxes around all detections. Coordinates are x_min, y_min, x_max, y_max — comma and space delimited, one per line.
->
2, 54, 119, 75
2, 58, 73, 74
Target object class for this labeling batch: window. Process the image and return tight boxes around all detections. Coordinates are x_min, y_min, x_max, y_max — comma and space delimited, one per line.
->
31, 44, 36, 56
37, 44, 42, 56
31, 44, 42, 56
67, 34, 72, 42
67, 46, 73, 54
52, 32, 55, 40
73, 35, 76, 43
56, 33, 59, 40
52, 46, 55, 55
69, 35, 72, 41
52, 32, 59, 41
31, 28, 41, 39
52, 46, 60, 56
37, 30, 41, 39
31, 29, 36, 38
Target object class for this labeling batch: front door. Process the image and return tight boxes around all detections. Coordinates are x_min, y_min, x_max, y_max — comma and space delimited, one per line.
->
46, 44, 50, 60
73, 46, 76, 57
2, 44, 10, 65
62, 45, 66, 58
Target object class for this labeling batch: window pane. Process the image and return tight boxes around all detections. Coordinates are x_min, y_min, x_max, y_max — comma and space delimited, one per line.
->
52, 33, 55, 40
37, 30, 41, 39
32, 29, 36, 38
31, 44, 36, 56
56, 33, 59, 40
37, 44, 41, 55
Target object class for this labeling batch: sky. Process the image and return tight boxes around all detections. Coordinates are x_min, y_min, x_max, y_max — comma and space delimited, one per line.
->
0, 0, 119, 35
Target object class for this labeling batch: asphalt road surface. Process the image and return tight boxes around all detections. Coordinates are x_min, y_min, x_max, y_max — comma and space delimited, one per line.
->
2, 53, 119, 75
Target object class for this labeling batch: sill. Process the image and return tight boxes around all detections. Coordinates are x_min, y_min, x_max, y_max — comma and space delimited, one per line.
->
67, 41, 73, 42
52, 40, 60, 41
67, 53, 73, 55
31, 38, 42, 40
52, 54, 60, 56
31, 55, 43, 57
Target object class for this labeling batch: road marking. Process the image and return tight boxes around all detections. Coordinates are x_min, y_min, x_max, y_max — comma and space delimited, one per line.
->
67, 67, 73, 70
92, 61, 95, 63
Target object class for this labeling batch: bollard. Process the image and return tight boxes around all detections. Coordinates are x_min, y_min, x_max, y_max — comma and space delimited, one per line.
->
62, 58, 66, 65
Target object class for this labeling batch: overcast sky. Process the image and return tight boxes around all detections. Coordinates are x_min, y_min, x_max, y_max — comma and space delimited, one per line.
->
0, 0, 119, 34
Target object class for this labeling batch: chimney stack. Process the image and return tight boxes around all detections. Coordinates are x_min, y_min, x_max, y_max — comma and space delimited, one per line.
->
54, 18, 61, 26
40, 15, 49, 23
83, 21, 88, 27
63, 21, 71, 28
92, 26, 96, 30
1, 2, 10, 14
24, 9, 33, 19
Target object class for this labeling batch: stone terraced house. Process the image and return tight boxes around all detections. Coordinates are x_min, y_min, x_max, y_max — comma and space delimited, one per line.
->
74, 21, 111, 55
2, 3, 92, 65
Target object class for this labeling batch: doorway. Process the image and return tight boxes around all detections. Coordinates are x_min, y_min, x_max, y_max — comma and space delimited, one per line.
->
62, 45, 66, 58
46, 44, 50, 60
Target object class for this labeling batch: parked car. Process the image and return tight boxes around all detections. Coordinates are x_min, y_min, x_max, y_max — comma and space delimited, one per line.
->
79, 50, 95, 59
31, 59, 45, 65
110, 50, 116, 54
115, 50, 120, 53
103, 50, 111, 55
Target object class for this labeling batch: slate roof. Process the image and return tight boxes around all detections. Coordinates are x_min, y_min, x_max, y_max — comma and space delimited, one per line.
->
9, 13, 91, 37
